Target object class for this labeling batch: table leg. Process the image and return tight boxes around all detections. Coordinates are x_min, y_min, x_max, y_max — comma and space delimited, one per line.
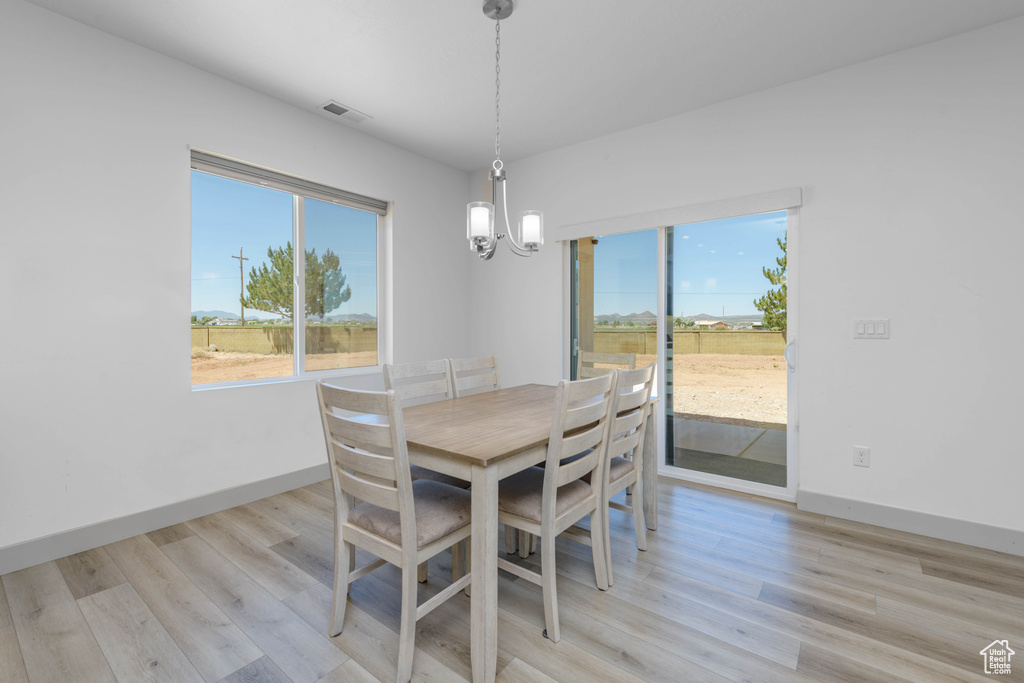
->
642, 405, 658, 530
470, 465, 499, 683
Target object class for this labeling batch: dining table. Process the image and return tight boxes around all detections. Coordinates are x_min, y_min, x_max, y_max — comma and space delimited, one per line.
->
400, 383, 659, 682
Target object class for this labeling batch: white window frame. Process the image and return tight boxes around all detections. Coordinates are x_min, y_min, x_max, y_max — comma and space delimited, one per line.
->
190, 149, 390, 390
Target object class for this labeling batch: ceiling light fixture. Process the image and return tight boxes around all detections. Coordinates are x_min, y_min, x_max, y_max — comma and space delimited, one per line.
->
467, 0, 542, 260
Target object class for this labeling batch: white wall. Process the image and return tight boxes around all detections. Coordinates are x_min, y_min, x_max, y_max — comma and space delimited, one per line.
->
472, 18, 1024, 538
0, 0, 472, 556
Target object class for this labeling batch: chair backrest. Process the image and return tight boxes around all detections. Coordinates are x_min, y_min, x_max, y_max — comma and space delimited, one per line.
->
449, 355, 501, 398
577, 351, 636, 379
605, 364, 656, 467
316, 382, 416, 545
382, 359, 454, 406
543, 374, 616, 498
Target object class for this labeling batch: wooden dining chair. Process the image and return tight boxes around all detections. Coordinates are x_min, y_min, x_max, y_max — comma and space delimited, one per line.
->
382, 360, 469, 582
577, 350, 636, 379
382, 360, 468, 488
496, 374, 615, 642
593, 364, 655, 586
449, 355, 501, 398
382, 359, 455, 406
316, 381, 473, 683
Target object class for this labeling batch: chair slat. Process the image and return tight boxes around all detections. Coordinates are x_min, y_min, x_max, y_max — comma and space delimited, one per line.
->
455, 373, 497, 391
338, 468, 401, 511
320, 382, 388, 416
325, 412, 395, 451
393, 377, 451, 401
334, 442, 398, 481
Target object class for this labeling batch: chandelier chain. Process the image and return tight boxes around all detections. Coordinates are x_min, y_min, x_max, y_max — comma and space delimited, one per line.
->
494, 16, 501, 164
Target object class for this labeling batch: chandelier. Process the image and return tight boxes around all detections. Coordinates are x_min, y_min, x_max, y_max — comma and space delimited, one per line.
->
467, 0, 543, 260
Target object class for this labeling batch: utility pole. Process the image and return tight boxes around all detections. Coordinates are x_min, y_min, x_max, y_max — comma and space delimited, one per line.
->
231, 248, 249, 327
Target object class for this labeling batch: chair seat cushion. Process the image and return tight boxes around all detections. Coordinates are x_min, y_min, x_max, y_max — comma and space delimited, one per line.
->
607, 456, 637, 483
498, 466, 594, 522
348, 480, 471, 549
410, 464, 471, 489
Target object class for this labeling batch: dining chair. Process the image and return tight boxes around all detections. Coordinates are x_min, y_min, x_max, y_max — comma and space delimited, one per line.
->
382, 360, 468, 487
382, 359, 455, 405
577, 350, 636, 379
449, 354, 501, 398
496, 374, 614, 642
316, 381, 472, 683
382, 359, 470, 582
593, 364, 655, 586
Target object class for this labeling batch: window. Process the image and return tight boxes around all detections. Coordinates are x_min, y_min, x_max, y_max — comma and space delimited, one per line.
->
190, 151, 386, 386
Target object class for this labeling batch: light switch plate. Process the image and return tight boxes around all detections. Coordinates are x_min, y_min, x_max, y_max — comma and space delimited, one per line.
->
854, 319, 890, 339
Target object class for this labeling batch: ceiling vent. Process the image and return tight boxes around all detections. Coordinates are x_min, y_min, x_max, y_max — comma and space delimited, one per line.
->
319, 100, 371, 124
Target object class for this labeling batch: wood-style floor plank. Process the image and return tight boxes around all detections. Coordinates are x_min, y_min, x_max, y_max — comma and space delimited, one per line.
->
161, 535, 348, 683
0, 575, 30, 683
77, 581, 204, 682
2, 477, 1022, 682
2, 562, 116, 682
185, 513, 318, 600
55, 547, 127, 600
104, 534, 263, 682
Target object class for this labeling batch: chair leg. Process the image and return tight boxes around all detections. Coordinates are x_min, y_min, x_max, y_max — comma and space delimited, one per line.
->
329, 540, 352, 637
397, 564, 418, 682
540, 531, 560, 643
529, 534, 537, 554
518, 530, 530, 559
417, 561, 428, 583
603, 499, 614, 588
451, 543, 463, 582
632, 476, 648, 552
504, 524, 517, 554
591, 506, 610, 592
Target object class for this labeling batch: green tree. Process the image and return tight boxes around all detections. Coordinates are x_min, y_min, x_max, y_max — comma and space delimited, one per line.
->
753, 234, 787, 339
191, 314, 198, 325
674, 316, 695, 329
242, 242, 351, 321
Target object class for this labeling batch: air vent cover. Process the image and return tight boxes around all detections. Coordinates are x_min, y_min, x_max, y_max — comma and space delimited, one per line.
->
319, 100, 371, 124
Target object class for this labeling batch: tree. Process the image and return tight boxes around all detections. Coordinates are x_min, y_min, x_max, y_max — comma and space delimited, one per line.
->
753, 233, 787, 339
242, 242, 351, 321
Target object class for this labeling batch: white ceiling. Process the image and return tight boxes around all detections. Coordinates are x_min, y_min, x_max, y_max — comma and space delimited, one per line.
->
25, 0, 1024, 171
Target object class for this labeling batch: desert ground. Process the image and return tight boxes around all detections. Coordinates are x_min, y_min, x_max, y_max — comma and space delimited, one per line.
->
192, 350, 787, 427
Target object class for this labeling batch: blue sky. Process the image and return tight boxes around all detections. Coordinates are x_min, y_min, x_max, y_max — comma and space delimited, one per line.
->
191, 171, 378, 319
592, 211, 787, 317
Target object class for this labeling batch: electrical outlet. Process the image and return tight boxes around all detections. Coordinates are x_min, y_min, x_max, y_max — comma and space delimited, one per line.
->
853, 445, 871, 467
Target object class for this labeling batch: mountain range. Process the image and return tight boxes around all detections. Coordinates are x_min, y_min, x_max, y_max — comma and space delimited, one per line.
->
595, 311, 765, 326
192, 310, 376, 323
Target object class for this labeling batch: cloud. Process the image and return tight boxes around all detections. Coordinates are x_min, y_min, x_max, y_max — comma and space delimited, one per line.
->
709, 250, 717, 254
705, 278, 717, 289
679, 280, 691, 289
697, 243, 704, 248
681, 235, 690, 239
737, 251, 744, 256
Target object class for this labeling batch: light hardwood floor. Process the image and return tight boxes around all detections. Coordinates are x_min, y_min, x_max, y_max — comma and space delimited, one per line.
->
2, 478, 1023, 682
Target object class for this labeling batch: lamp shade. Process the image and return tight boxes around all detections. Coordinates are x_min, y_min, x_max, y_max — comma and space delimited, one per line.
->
467, 201, 494, 245
519, 210, 543, 247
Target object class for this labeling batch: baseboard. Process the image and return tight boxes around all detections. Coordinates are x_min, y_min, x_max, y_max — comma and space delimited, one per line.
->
797, 490, 1024, 558
0, 463, 330, 576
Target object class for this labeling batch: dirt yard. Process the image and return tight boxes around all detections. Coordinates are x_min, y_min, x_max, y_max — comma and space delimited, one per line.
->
192, 350, 787, 428
638, 353, 787, 429
191, 350, 378, 384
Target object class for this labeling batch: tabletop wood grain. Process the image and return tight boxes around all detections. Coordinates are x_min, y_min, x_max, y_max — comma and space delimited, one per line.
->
402, 384, 557, 464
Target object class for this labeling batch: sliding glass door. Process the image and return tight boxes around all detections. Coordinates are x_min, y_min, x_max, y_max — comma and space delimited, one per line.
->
665, 213, 789, 488
569, 208, 796, 499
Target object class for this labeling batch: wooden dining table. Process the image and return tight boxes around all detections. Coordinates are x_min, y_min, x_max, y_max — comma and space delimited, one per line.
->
400, 383, 659, 683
